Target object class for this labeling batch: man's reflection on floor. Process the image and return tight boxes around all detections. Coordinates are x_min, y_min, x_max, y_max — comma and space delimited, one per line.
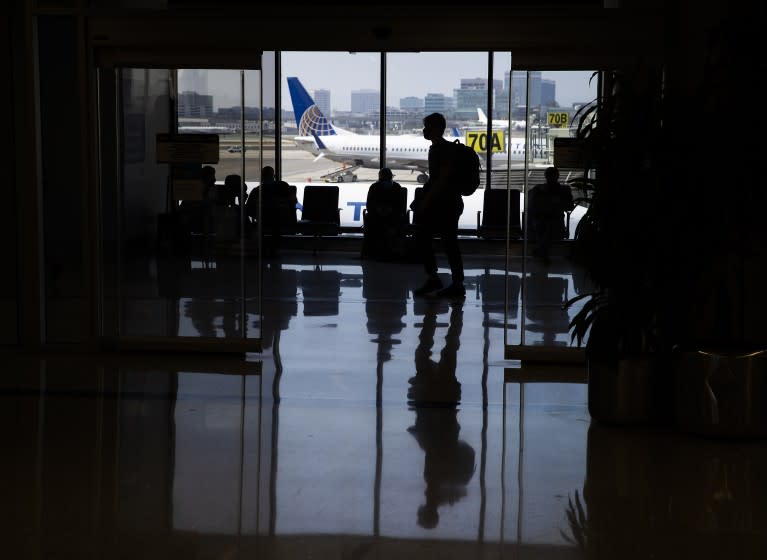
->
407, 300, 476, 529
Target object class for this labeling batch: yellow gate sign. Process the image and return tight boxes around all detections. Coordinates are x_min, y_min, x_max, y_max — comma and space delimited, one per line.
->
465, 130, 505, 153
547, 112, 569, 128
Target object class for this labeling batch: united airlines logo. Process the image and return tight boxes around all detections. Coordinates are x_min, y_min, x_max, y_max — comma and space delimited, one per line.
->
299, 105, 336, 136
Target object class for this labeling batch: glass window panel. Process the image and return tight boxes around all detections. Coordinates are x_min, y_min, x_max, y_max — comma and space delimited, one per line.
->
492, 53, 512, 128
172, 373, 261, 534
385, 53, 488, 232
280, 52, 380, 234
263, 261, 377, 535
489, 51, 513, 176
113, 67, 259, 342
258, 52, 277, 181
503, 380, 587, 547
104, 366, 262, 544
508, 70, 597, 351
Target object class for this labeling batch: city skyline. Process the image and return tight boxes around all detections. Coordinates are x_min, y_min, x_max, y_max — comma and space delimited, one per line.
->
179, 53, 595, 113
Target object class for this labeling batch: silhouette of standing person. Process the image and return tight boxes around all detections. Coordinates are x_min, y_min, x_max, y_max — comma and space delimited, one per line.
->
363, 167, 406, 261
411, 113, 466, 299
407, 301, 476, 529
245, 166, 297, 256
528, 166, 574, 263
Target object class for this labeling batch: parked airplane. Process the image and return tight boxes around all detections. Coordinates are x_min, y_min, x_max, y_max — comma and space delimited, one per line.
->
288, 77, 527, 184
476, 108, 526, 131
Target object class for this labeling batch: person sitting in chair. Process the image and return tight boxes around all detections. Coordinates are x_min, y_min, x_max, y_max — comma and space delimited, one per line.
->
245, 166, 297, 256
221, 174, 242, 207
363, 167, 406, 260
528, 166, 574, 262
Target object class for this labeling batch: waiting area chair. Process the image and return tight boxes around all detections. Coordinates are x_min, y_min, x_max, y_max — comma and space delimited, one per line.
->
246, 184, 299, 235
362, 185, 409, 260
476, 188, 522, 240
297, 185, 341, 253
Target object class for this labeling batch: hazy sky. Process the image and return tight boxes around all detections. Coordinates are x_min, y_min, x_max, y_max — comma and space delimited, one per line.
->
180, 52, 596, 113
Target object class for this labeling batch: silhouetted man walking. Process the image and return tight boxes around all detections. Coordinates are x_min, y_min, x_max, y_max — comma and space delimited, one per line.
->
411, 113, 465, 298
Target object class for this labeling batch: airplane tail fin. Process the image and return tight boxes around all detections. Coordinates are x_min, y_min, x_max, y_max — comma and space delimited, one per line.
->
477, 107, 488, 123
287, 77, 337, 137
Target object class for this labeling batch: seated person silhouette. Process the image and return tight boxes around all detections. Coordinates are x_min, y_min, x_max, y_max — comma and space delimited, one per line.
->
363, 167, 406, 260
177, 165, 217, 238
221, 174, 242, 207
407, 301, 476, 529
528, 166, 574, 262
209, 172, 242, 240
245, 166, 297, 256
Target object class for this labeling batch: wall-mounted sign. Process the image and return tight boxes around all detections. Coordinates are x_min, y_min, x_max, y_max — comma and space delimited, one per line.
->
465, 130, 506, 153
547, 112, 569, 128
156, 133, 219, 164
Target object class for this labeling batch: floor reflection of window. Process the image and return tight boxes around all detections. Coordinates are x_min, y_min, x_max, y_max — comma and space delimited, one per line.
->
503, 381, 588, 547
173, 374, 246, 534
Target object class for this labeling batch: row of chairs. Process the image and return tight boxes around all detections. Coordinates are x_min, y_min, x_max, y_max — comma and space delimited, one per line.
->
234, 185, 572, 252
264, 184, 528, 240
171, 174, 571, 239
197, 178, 572, 239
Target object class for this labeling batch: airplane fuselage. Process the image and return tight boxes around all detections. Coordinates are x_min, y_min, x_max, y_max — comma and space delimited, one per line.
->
294, 132, 529, 172
286, 78, 533, 176
296, 133, 435, 171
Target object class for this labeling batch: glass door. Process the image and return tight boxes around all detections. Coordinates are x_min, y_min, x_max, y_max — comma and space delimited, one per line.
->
99, 64, 264, 352
505, 70, 597, 363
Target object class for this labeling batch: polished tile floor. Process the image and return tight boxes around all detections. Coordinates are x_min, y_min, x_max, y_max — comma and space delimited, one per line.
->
4, 252, 767, 559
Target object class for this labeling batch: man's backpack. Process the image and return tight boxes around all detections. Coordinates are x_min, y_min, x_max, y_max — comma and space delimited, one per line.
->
452, 139, 481, 196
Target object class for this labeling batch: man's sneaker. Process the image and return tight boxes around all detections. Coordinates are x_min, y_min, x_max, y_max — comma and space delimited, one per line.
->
435, 283, 466, 299
414, 276, 443, 296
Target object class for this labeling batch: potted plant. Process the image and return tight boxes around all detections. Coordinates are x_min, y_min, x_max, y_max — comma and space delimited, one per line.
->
663, 18, 767, 438
565, 68, 671, 426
